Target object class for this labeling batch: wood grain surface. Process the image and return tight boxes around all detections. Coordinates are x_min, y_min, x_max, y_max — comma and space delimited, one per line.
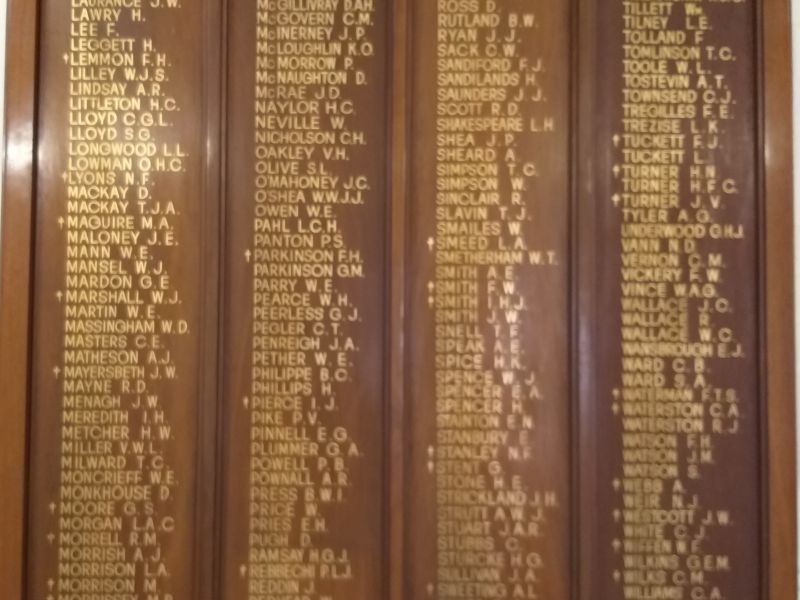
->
0, 0, 793, 598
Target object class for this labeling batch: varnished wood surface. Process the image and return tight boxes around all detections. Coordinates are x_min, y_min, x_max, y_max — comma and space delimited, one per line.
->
218, 1, 391, 597
585, 0, 767, 594
0, 1, 794, 598
0, 0, 39, 595
389, 1, 409, 600
22, 0, 219, 597
763, 0, 797, 597
406, 2, 573, 598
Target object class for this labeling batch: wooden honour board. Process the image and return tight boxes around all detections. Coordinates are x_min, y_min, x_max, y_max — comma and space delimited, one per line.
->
0, 0, 795, 599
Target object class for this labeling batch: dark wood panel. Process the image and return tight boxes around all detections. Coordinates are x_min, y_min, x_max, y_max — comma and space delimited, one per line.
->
586, 0, 766, 598
407, 1, 573, 598
24, 0, 217, 598
218, 1, 391, 598
0, 1, 793, 599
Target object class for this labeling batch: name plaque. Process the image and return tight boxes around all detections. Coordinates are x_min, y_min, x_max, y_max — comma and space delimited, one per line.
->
587, 1, 763, 599
0, 0, 793, 599
219, 0, 389, 597
27, 0, 214, 598
407, 1, 571, 598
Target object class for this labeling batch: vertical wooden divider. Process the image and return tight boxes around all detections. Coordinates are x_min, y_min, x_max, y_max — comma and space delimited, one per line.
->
199, 0, 224, 596
390, 0, 409, 599
763, 0, 797, 597
0, 0, 39, 595
575, 0, 597, 597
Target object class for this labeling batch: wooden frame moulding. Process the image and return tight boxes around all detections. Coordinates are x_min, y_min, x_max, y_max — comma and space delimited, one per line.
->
0, 0, 39, 595
389, 0, 409, 598
762, 0, 797, 597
